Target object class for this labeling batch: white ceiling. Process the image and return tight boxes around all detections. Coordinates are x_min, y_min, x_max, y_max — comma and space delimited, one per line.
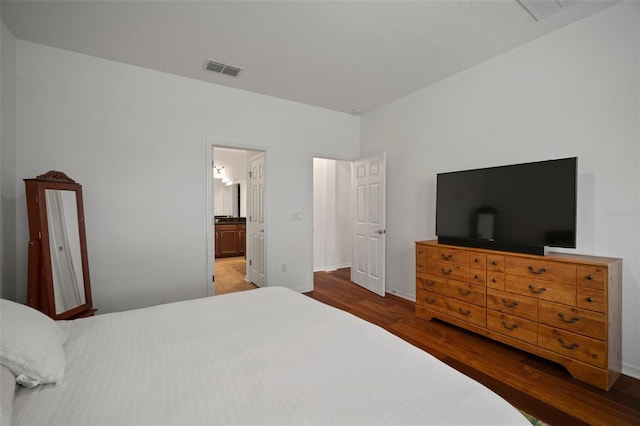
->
0, 0, 619, 114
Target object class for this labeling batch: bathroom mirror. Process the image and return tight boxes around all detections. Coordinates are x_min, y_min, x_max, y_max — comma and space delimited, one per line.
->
214, 181, 244, 217
24, 171, 94, 319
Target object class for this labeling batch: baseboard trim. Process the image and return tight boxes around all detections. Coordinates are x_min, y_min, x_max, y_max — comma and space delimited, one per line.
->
622, 362, 640, 380
385, 287, 415, 302
313, 264, 351, 273
291, 284, 312, 293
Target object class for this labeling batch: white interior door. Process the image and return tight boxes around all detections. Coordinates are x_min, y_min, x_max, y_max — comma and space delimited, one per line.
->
351, 153, 386, 296
248, 153, 266, 287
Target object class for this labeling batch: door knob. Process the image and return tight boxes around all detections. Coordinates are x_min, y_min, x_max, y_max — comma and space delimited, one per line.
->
375, 229, 386, 234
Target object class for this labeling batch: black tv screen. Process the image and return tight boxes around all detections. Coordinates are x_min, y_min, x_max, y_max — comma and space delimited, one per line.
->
436, 157, 577, 255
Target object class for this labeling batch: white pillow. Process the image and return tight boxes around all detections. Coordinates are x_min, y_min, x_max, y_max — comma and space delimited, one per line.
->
0, 299, 66, 387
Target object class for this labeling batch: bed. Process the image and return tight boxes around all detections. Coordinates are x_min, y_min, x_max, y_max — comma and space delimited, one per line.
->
2, 286, 529, 425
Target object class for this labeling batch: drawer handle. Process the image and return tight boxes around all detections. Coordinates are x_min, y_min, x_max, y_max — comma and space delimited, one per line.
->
474, 257, 481, 263
502, 299, 518, 308
441, 268, 453, 275
558, 313, 580, 324
586, 296, 594, 303
458, 308, 471, 316
528, 266, 547, 275
458, 288, 472, 296
491, 260, 498, 266
501, 321, 518, 331
441, 253, 453, 260
473, 274, 481, 280
426, 298, 436, 304
528, 284, 547, 294
586, 274, 594, 280
558, 338, 580, 350
418, 249, 423, 254
492, 278, 498, 283
418, 263, 424, 268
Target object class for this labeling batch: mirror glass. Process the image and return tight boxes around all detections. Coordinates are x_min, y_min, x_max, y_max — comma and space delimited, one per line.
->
231, 183, 240, 217
44, 189, 86, 314
214, 181, 243, 217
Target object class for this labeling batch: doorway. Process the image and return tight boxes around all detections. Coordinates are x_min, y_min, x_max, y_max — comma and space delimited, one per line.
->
208, 145, 266, 296
312, 154, 387, 296
312, 157, 353, 273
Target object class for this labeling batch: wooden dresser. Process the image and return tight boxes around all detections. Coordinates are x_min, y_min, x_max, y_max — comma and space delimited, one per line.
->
415, 240, 622, 390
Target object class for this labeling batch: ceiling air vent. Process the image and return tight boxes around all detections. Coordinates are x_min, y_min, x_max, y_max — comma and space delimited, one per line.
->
221, 65, 242, 77
517, 0, 574, 21
204, 59, 242, 77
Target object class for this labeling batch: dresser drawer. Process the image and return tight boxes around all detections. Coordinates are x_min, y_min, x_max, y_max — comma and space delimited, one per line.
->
487, 273, 505, 290
416, 289, 447, 312
487, 310, 537, 345
416, 274, 447, 295
469, 252, 486, 270
416, 255, 428, 273
538, 325, 606, 368
506, 257, 576, 285
487, 289, 537, 321
416, 245, 428, 273
447, 281, 486, 307
538, 301, 606, 340
427, 261, 469, 282
487, 254, 505, 273
447, 299, 486, 327
469, 270, 486, 286
427, 247, 469, 266
576, 288, 606, 313
506, 275, 576, 306
577, 265, 607, 290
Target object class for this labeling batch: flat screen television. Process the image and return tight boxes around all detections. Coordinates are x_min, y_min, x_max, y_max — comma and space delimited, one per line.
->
436, 157, 577, 255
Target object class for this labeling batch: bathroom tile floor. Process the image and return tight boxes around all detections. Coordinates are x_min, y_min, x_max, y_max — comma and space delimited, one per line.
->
214, 256, 257, 295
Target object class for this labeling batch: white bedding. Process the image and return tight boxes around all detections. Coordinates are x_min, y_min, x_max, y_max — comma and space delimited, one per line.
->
14, 287, 529, 425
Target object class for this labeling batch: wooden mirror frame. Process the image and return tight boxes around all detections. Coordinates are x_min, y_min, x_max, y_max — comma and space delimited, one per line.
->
24, 171, 95, 319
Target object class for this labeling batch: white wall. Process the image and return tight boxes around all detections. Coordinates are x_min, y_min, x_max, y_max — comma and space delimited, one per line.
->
360, 2, 640, 378
313, 158, 352, 271
1, 20, 17, 300
14, 41, 359, 313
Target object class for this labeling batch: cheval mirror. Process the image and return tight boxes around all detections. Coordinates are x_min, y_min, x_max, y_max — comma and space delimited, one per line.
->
24, 171, 95, 319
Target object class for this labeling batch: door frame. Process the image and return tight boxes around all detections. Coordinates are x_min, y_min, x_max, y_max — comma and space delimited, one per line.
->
206, 140, 267, 296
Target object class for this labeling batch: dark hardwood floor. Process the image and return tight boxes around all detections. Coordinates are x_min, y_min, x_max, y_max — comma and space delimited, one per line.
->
306, 268, 640, 426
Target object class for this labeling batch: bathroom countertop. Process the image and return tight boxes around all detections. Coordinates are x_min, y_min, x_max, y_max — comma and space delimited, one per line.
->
214, 217, 246, 224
